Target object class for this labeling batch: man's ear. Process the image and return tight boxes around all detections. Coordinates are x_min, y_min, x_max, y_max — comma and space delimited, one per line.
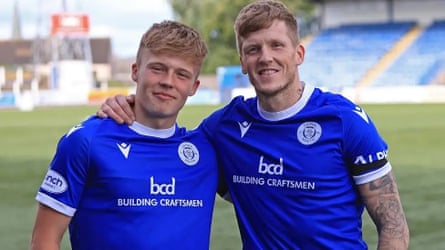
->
131, 63, 138, 82
296, 44, 305, 66
189, 79, 200, 96
240, 56, 247, 74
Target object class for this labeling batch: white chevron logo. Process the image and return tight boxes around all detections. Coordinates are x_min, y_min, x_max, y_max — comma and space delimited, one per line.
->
238, 121, 252, 138
117, 142, 131, 159
353, 106, 369, 124
66, 124, 83, 137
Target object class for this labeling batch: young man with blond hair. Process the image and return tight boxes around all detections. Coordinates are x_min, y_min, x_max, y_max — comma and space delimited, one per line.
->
31, 20, 219, 250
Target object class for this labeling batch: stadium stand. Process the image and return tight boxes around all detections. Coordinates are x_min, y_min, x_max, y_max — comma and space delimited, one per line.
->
371, 20, 445, 86
299, 21, 416, 91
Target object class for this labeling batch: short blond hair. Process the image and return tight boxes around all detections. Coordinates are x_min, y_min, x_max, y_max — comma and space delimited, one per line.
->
136, 20, 208, 68
234, 0, 300, 54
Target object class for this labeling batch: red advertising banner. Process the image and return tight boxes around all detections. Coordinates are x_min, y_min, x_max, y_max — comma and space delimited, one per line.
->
51, 13, 90, 35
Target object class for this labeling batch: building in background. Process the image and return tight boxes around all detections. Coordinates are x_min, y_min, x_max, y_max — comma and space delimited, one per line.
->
0, 0, 113, 108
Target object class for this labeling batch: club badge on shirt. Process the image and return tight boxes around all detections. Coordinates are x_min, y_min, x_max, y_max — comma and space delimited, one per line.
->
178, 142, 199, 166
297, 121, 322, 145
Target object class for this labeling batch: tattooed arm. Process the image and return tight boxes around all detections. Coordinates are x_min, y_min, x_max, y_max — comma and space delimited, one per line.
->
358, 171, 410, 250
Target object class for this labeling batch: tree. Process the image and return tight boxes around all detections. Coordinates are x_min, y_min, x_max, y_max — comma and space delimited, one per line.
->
168, 0, 315, 74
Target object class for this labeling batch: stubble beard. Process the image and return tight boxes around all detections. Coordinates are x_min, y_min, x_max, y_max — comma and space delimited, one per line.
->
254, 73, 295, 98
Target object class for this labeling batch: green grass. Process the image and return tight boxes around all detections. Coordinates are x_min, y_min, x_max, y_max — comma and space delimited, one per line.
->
0, 103, 444, 249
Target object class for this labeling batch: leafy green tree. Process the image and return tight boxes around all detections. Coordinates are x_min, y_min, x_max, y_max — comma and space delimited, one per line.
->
168, 0, 315, 73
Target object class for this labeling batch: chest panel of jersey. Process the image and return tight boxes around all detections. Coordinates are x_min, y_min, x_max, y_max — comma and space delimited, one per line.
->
38, 119, 218, 250
203, 96, 373, 249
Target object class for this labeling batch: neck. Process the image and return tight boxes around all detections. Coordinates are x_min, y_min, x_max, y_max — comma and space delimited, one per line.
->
136, 118, 176, 129
133, 106, 177, 130
258, 81, 305, 112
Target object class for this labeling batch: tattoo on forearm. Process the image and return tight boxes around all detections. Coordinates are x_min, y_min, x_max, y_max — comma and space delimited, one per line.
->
365, 174, 409, 248
368, 174, 395, 194
374, 198, 405, 235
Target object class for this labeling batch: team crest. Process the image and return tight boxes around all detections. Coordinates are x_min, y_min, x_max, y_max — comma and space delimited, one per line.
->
297, 122, 322, 145
178, 142, 199, 166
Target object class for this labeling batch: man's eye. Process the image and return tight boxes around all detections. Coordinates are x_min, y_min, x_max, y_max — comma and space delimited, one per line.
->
246, 47, 258, 54
151, 66, 164, 72
177, 73, 190, 79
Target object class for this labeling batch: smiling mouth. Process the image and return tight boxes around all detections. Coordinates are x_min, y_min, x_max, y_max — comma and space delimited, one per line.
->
155, 92, 175, 100
259, 69, 278, 75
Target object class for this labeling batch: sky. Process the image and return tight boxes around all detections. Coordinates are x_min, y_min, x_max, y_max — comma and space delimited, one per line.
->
0, 0, 174, 58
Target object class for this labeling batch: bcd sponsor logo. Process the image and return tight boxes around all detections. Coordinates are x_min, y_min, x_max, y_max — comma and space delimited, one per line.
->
150, 177, 176, 195
258, 156, 283, 175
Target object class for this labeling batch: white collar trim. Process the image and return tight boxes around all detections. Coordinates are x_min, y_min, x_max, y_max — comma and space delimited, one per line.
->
257, 82, 314, 121
129, 121, 176, 138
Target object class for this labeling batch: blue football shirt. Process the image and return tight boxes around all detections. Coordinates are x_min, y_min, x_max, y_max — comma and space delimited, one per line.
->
36, 117, 218, 250
201, 83, 391, 249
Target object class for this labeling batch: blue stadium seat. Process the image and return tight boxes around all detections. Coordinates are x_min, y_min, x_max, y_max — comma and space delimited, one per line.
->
300, 21, 416, 90
372, 20, 445, 86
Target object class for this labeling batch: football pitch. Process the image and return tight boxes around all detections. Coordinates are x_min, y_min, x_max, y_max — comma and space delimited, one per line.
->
0, 103, 444, 249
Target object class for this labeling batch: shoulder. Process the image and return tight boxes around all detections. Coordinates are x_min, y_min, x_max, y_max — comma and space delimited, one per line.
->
311, 88, 355, 110
64, 116, 101, 137
206, 96, 255, 121
182, 127, 212, 146
58, 116, 116, 147
200, 96, 255, 135
310, 88, 369, 122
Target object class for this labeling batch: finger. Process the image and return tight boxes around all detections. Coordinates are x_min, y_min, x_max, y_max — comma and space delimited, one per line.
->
108, 95, 133, 125
127, 94, 136, 104
115, 95, 135, 124
96, 109, 107, 118
97, 102, 111, 118
101, 103, 125, 124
